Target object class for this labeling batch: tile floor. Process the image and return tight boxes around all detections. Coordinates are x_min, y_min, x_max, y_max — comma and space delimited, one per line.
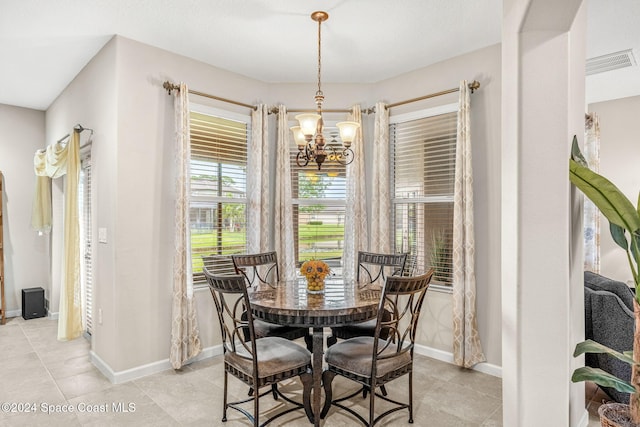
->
586, 381, 613, 427
3, 314, 587, 426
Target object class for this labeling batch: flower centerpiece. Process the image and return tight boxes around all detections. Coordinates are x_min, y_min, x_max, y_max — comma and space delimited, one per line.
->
300, 259, 330, 293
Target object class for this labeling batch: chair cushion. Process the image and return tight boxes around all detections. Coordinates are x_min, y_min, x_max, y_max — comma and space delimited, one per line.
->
325, 336, 411, 379
253, 320, 308, 340
334, 319, 377, 338
332, 310, 392, 340
226, 336, 311, 379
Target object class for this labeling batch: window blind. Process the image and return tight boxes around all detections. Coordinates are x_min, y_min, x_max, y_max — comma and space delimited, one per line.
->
391, 110, 457, 285
79, 154, 93, 334
190, 111, 248, 284
290, 124, 346, 271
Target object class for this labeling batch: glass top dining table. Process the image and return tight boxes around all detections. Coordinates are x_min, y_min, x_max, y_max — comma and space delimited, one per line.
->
248, 277, 381, 426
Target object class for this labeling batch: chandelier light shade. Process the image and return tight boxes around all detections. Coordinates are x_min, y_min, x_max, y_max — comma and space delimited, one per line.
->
336, 121, 359, 148
292, 11, 360, 170
295, 113, 321, 139
290, 126, 307, 148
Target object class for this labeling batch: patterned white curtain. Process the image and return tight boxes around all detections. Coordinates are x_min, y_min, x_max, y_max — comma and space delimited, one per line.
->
274, 106, 296, 279
342, 105, 367, 281
452, 80, 485, 368
170, 83, 202, 369
584, 113, 601, 273
247, 104, 270, 254
32, 131, 83, 340
370, 102, 391, 254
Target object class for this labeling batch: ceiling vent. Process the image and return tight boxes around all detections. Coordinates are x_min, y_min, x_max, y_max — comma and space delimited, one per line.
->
586, 49, 637, 76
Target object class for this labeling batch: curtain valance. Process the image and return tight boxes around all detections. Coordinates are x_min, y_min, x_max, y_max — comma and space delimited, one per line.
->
31, 138, 74, 233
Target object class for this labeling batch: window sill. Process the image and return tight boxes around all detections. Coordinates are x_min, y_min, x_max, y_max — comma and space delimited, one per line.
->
428, 283, 453, 294
194, 283, 209, 292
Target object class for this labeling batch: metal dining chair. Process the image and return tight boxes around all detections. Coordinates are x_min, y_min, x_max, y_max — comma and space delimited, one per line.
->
204, 271, 313, 426
321, 269, 435, 426
231, 251, 313, 348
327, 251, 407, 347
231, 252, 280, 287
327, 251, 407, 398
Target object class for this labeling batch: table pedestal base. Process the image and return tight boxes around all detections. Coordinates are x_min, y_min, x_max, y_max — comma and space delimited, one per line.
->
312, 326, 324, 426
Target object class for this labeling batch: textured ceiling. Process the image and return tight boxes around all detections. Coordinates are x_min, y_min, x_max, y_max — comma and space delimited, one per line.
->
0, 0, 638, 110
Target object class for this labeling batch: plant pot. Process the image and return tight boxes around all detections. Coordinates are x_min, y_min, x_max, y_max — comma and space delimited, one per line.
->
599, 403, 640, 427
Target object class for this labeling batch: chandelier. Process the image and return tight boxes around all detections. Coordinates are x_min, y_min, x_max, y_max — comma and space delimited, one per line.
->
290, 11, 360, 170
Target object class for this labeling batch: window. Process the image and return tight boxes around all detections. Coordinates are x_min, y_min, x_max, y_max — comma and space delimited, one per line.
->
190, 108, 249, 284
391, 104, 457, 286
290, 123, 346, 273
79, 153, 93, 334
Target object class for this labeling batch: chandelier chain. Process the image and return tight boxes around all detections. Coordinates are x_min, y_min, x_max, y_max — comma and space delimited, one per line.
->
316, 17, 322, 103
292, 11, 358, 170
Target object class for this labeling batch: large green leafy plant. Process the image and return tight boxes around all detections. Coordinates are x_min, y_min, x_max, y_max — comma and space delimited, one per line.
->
569, 136, 640, 421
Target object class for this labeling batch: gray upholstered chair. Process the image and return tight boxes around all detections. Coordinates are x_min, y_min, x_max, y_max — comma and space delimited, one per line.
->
584, 271, 634, 403
204, 271, 313, 426
321, 270, 434, 426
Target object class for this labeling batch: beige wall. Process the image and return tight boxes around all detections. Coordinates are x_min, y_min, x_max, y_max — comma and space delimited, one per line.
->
46, 36, 119, 364
39, 35, 504, 375
588, 95, 640, 285
45, 36, 269, 372
0, 104, 48, 313
375, 44, 503, 367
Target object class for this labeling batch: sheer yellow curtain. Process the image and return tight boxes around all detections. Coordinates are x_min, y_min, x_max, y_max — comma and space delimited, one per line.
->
59, 131, 83, 340
32, 130, 83, 340
31, 175, 52, 233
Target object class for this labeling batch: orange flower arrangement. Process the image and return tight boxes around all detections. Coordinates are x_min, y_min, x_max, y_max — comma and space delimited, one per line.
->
300, 259, 330, 292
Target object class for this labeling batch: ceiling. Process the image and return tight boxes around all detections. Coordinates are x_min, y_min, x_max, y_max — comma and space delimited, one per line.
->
0, 0, 638, 111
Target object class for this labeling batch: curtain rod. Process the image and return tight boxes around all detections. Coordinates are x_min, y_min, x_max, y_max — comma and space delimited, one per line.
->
268, 107, 352, 115
163, 81, 257, 111
386, 80, 480, 109
271, 80, 481, 115
56, 124, 94, 144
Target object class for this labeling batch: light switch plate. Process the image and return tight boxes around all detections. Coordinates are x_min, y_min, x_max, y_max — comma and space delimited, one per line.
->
98, 227, 107, 243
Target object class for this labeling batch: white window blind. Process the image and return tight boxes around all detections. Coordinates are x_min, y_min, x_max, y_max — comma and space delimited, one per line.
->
79, 154, 93, 334
290, 124, 346, 272
190, 110, 248, 284
391, 106, 457, 285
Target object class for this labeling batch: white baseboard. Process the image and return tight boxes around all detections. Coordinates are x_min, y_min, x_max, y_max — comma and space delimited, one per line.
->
575, 408, 589, 427
6, 309, 56, 320
414, 343, 502, 378
89, 342, 500, 385
5, 309, 21, 318
90, 344, 223, 384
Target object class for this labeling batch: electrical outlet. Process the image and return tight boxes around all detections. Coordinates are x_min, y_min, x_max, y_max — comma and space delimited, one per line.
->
98, 308, 103, 325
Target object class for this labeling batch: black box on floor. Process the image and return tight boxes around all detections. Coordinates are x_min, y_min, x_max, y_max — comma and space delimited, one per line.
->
22, 287, 46, 320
